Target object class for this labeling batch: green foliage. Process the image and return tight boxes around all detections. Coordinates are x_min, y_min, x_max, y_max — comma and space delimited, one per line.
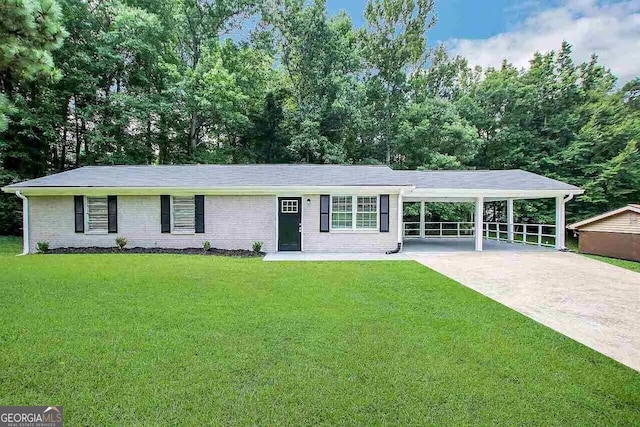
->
203, 240, 211, 251
36, 240, 49, 253
0, 2, 638, 233
252, 240, 263, 253
115, 236, 127, 250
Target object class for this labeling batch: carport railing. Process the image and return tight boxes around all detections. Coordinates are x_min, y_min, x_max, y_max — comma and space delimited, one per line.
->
404, 221, 556, 247
404, 222, 475, 238
484, 222, 556, 247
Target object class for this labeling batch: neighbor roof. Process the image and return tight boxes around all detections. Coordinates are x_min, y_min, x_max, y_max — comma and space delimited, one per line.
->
2, 164, 582, 192
568, 204, 640, 230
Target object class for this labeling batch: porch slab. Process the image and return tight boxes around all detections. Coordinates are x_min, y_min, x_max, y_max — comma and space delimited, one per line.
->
263, 252, 409, 261
403, 238, 554, 253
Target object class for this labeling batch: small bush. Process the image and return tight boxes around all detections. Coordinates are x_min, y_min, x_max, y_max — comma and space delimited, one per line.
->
115, 236, 128, 250
252, 241, 263, 253
203, 241, 211, 251
36, 241, 49, 254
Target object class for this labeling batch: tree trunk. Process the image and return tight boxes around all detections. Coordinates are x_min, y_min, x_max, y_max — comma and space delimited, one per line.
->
74, 96, 81, 167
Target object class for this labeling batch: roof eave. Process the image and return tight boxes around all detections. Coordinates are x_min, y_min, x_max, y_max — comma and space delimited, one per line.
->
568, 205, 640, 229
4, 184, 415, 196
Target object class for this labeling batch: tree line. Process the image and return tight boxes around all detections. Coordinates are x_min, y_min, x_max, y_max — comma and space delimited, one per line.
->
1, 0, 638, 234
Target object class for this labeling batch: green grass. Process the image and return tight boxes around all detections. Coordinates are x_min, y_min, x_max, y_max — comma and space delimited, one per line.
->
584, 254, 640, 273
0, 237, 639, 425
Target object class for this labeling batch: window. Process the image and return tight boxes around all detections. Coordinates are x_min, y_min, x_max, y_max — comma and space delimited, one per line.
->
281, 199, 298, 213
86, 197, 108, 233
331, 196, 353, 229
331, 196, 378, 230
356, 196, 378, 229
172, 196, 195, 233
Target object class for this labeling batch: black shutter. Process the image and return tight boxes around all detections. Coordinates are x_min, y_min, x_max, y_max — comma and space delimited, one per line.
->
74, 196, 84, 233
320, 195, 330, 232
107, 196, 118, 233
195, 195, 205, 234
161, 195, 170, 233
380, 194, 390, 232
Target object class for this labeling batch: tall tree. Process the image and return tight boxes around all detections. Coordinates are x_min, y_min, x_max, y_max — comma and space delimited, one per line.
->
360, 0, 436, 164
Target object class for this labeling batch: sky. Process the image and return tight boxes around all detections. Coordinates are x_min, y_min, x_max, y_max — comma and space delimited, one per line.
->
325, 0, 640, 84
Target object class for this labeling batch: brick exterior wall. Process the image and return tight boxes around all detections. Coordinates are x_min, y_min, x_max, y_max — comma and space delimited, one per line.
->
579, 230, 640, 262
28, 195, 276, 253
27, 193, 401, 253
301, 194, 399, 253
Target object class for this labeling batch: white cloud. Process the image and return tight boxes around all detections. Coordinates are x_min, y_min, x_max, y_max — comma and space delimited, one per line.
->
448, 0, 640, 84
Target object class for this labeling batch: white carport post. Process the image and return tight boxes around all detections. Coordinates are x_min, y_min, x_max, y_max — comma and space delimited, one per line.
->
507, 198, 514, 242
419, 201, 425, 239
474, 196, 484, 251
397, 190, 404, 250
555, 195, 566, 250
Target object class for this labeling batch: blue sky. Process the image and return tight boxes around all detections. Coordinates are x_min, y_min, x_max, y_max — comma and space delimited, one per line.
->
324, 0, 640, 83
326, 0, 558, 43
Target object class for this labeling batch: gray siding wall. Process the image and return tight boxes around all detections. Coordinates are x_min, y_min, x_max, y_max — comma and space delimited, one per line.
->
28, 195, 276, 252
301, 194, 399, 252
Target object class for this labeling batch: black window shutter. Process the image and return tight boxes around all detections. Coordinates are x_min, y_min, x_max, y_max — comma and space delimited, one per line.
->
380, 195, 390, 232
74, 196, 84, 233
320, 195, 330, 232
107, 196, 118, 233
195, 195, 205, 234
161, 195, 171, 233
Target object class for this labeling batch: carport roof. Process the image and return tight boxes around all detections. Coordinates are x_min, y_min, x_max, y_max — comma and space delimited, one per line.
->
398, 169, 580, 191
2, 164, 581, 193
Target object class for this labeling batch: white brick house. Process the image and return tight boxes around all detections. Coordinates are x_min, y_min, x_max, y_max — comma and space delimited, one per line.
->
1, 164, 582, 254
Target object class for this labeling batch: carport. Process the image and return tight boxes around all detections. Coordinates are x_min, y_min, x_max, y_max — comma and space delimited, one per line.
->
396, 170, 584, 252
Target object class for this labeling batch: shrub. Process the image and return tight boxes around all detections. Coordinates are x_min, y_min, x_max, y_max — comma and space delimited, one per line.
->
115, 236, 127, 250
203, 241, 211, 251
36, 241, 49, 254
252, 241, 263, 253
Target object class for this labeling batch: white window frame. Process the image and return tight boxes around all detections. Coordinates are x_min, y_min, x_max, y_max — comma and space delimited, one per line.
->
329, 195, 379, 232
84, 196, 109, 234
170, 195, 196, 234
281, 199, 299, 213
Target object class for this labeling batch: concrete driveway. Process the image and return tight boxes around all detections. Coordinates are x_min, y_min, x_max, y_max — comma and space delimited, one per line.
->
408, 251, 640, 371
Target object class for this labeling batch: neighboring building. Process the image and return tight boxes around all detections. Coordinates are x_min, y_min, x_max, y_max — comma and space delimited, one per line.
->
1, 165, 582, 254
568, 204, 640, 262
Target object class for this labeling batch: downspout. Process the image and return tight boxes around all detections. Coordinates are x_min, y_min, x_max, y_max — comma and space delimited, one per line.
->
15, 191, 29, 256
387, 188, 404, 254
564, 194, 574, 203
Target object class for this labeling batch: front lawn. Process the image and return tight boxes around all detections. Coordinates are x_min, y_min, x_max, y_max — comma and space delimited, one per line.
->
0, 237, 638, 425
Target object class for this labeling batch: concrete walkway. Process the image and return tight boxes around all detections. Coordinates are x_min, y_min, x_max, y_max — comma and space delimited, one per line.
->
264, 252, 409, 261
408, 251, 640, 371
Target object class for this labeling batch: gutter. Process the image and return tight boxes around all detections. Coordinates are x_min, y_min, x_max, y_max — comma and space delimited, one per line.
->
15, 191, 29, 256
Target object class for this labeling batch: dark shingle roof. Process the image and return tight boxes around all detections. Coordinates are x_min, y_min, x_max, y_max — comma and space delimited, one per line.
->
3, 164, 581, 191
397, 169, 580, 191
5, 164, 410, 188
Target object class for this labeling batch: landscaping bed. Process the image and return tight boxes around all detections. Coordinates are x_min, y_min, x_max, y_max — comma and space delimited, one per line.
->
46, 246, 263, 257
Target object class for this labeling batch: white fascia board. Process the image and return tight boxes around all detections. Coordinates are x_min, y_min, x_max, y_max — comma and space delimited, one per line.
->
6, 185, 413, 196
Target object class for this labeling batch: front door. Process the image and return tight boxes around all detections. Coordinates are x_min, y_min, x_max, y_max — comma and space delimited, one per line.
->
278, 197, 302, 251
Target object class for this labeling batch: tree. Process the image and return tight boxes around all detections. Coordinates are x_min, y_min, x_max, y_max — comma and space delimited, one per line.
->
0, 0, 66, 130
360, 0, 436, 164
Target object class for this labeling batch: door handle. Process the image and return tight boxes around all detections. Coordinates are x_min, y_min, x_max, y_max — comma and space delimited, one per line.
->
298, 223, 302, 233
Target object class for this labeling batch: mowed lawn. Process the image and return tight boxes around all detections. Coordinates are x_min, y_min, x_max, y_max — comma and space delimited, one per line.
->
0, 238, 639, 425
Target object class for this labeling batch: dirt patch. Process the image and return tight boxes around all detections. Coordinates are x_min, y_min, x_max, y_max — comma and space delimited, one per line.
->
46, 246, 263, 257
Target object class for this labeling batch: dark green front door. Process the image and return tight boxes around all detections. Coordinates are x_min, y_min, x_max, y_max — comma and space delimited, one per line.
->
278, 197, 302, 251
